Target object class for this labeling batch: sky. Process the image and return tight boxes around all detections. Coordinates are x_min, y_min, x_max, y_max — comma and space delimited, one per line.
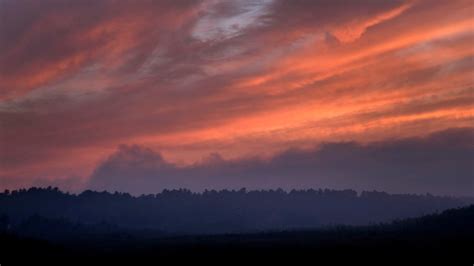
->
0, 0, 473, 196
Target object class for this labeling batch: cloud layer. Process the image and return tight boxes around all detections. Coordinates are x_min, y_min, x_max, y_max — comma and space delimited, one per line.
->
1, 0, 473, 193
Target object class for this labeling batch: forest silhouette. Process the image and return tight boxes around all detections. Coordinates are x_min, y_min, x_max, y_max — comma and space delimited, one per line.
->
1, 187, 472, 235
1, 187, 473, 262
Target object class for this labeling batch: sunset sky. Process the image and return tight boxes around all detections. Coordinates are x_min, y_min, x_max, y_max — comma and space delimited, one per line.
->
1, 0, 473, 195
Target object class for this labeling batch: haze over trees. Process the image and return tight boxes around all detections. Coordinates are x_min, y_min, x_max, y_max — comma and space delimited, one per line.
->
1, 201, 473, 262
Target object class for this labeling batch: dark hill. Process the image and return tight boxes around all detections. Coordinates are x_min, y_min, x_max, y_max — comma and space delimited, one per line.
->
1, 205, 473, 263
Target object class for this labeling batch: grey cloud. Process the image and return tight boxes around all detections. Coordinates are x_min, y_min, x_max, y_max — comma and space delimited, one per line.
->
88, 127, 474, 196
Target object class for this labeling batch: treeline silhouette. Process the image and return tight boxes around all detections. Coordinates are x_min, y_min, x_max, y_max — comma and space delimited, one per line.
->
0, 187, 471, 234
1, 204, 472, 263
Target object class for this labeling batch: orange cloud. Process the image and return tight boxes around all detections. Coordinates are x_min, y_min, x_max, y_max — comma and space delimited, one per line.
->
330, 2, 413, 43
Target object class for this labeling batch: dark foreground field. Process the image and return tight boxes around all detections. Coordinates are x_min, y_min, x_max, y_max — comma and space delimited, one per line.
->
1, 204, 473, 264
